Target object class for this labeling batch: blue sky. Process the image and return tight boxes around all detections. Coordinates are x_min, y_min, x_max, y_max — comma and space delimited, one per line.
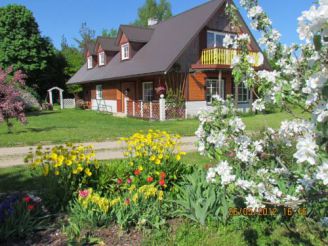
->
0, 0, 312, 49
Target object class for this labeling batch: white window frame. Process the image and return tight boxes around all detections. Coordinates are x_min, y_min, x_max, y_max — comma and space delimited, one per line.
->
96, 85, 103, 100
87, 56, 93, 69
142, 82, 153, 102
121, 43, 129, 60
237, 82, 250, 104
98, 51, 105, 66
207, 30, 236, 48
206, 79, 225, 105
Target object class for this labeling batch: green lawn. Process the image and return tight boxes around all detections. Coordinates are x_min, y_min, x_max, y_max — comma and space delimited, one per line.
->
0, 108, 309, 147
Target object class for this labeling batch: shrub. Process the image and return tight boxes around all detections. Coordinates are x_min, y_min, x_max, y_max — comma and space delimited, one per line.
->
0, 193, 50, 241
26, 143, 100, 210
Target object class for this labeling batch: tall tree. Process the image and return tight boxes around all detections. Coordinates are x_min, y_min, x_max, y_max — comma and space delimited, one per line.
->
102, 28, 118, 38
0, 5, 55, 90
74, 22, 96, 55
134, 0, 172, 27
61, 36, 84, 78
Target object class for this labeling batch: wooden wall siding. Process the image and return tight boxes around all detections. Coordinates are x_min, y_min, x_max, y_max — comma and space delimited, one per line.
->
103, 83, 118, 100
175, 36, 200, 72
119, 33, 129, 45
206, 5, 232, 32
188, 71, 232, 101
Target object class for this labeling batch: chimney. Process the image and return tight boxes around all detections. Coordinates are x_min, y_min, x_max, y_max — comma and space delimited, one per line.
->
148, 18, 158, 26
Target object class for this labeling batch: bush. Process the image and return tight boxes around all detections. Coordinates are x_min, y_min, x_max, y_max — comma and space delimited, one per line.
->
17, 87, 41, 112
0, 193, 50, 241
26, 143, 100, 211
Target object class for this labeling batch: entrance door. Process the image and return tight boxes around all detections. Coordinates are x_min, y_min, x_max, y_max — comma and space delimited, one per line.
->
121, 82, 136, 112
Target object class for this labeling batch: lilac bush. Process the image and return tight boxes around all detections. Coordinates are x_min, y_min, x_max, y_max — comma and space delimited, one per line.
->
0, 66, 27, 133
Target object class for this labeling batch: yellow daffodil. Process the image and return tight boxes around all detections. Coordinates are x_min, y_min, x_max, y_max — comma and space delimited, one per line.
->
85, 168, 92, 177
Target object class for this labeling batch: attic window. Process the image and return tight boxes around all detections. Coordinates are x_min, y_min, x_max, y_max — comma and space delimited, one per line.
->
99, 52, 105, 66
121, 43, 129, 60
87, 56, 93, 69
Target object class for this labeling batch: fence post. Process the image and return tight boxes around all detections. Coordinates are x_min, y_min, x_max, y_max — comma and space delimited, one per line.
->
159, 94, 166, 121
124, 97, 128, 115
141, 101, 144, 118
150, 101, 153, 119
133, 101, 135, 116
185, 105, 188, 119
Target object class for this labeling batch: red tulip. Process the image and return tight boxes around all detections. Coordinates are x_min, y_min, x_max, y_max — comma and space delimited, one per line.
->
24, 196, 31, 203
160, 172, 166, 179
146, 176, 154, 183
134, 169, 141, 176
27, 205, 34, 211
117, 178, 123, 185
159, 179, 165, 186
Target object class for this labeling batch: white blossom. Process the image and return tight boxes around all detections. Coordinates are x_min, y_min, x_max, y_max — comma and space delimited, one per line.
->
248, 6, 263, 18
252, 99, 265, 111
236, 179, 255, 190
245, 194, 265, 209
229, 117, 246, 133
223, 34, 234, 48
293, 135, 318, 165
316, 161, 328, 185
206, 160, 236, 186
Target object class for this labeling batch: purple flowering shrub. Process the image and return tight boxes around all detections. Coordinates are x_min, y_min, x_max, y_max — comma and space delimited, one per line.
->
0, 66, 27, 133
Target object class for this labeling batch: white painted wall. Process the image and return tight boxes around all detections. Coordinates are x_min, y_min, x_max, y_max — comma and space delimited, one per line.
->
186, 101, 250, 117
91, 99, 117, 113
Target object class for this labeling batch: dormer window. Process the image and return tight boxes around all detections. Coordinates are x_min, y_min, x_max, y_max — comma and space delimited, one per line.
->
87, 56, 93, 69
121, 43, 129, 60
99, 52, 105, 66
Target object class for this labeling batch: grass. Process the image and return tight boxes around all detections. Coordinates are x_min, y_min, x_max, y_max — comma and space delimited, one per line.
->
143, 218, 326, 246
0, 108, 309, 147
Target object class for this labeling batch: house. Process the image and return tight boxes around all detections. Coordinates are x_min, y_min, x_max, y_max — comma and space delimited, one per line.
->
67, 0, 269, 118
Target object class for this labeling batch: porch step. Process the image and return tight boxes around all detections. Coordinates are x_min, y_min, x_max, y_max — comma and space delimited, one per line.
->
113, 112, 127, 118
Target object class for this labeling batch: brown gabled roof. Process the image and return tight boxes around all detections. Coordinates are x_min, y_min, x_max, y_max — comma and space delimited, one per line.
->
96, 37, 120, 52
118, 25, 154, 43
67, 0, 228, 84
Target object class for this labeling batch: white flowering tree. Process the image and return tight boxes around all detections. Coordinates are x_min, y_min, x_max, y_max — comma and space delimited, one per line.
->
196, 0, 328, 227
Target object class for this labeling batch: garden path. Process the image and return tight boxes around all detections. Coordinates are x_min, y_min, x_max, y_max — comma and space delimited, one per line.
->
0, 136, 197, 168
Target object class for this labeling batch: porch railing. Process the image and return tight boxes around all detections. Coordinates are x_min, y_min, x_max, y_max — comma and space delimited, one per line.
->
125, 96, 186, 121
201, 47, 262, 67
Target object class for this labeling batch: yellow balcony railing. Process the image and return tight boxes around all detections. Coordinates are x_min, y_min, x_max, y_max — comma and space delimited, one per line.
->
201, 47, 262, 67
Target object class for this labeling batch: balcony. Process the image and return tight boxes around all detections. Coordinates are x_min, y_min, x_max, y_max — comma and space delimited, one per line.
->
191, 47, 263, 70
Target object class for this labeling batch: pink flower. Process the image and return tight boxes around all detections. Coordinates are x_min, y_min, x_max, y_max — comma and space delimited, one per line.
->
127, 178, 132, 184
79, 189, 90, 198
